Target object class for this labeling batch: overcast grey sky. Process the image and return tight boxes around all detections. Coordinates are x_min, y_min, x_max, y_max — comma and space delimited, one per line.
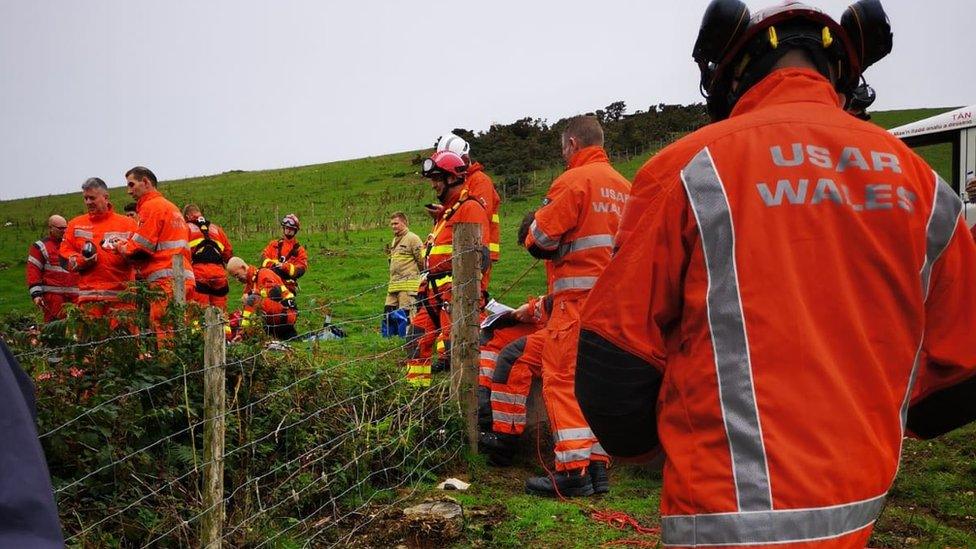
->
1, 1, 972, 200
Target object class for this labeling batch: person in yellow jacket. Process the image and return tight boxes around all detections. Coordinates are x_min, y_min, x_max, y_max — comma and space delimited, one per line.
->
385, 212, 423, 317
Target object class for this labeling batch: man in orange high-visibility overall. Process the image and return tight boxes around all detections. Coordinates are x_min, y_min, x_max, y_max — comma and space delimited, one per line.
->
517, 115, 630, 497
27, 215, 78, 322
61, 178, 137, 326
576, 3, 976, 547
110, 166, 194, 346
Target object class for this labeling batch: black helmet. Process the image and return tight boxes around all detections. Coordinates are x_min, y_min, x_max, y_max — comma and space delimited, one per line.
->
693, 0, 892, 121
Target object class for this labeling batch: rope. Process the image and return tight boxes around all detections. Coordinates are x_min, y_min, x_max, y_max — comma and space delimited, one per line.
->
494, 258, 540, 302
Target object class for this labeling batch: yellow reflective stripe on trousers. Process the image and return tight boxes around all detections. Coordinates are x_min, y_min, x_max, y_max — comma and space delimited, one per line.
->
429, 244, 453, 255
488, 243, 500, 253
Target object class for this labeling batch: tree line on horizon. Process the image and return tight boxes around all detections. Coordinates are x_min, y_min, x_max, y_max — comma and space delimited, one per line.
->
414, 101, 709, 179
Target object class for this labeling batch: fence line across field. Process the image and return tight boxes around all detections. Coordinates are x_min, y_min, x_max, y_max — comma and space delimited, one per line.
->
43, 220, 489, 545
69, 358, 447, 545
53, 332, 420, 498
41, 266, 482, 446
139, 384, 449, 544
14, 246, 486, 362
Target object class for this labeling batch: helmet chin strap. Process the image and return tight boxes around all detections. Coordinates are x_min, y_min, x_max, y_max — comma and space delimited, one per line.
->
438, 177, 464, 203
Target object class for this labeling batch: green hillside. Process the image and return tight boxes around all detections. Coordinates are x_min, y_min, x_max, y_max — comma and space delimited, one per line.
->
0, 107, 958, 321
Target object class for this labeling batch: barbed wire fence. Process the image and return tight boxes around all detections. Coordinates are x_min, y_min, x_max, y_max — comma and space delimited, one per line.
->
2, 242, 488, 547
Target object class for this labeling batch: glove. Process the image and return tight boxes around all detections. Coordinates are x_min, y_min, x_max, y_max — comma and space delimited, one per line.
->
82, 240, 97, 259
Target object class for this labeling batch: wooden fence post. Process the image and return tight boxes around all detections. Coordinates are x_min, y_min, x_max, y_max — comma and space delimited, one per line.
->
172, 254, 186, 305
450, 222, 481, 453
201, 307, 226, 548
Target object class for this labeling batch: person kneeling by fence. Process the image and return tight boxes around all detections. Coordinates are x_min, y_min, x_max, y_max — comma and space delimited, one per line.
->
226, 257, 299, 341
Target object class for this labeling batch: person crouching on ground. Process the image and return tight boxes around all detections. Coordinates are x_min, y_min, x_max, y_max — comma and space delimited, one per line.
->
226, 257, 298, 341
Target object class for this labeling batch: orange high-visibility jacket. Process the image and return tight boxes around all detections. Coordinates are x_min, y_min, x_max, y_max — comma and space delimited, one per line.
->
423, 188, 490, 292
261, 238, 308, 285
466, 162, 502, 262
61, 208, 137, 302
523, 146, 630, 297
187, 219, 233, 294
27, 236, 78, 299
576, 69, 976, 548
119, 190, 194, 285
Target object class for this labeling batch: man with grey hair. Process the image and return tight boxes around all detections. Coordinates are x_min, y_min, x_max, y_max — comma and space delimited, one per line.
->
25, 214, 78, 322
60, 177, 137, 321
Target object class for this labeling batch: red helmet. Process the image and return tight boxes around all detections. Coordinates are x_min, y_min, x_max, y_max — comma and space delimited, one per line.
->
421, 151, 467, 180
692, 0, 892, 120
281, 214, 300, 231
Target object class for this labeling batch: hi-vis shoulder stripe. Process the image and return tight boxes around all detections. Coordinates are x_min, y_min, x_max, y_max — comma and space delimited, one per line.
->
681, 147, 772, 513
529, 220, 559, 250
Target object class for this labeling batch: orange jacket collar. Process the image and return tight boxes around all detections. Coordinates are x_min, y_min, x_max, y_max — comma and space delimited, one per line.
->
568, 146, 609, 169
136, 189, 163, 209
88, 204, 116, 222
730, 68, 841, 118
246, 266, 258, 284
468, 162, 484, 175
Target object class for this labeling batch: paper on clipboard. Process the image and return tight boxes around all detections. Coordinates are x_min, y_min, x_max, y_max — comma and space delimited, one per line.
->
480, 299, 515, 329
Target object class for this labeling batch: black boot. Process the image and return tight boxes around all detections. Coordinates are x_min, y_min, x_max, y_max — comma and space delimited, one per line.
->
589, 461, 610, 495
431, 357, 450, 373
479, 431, 517, 467
525, 468, 594, 497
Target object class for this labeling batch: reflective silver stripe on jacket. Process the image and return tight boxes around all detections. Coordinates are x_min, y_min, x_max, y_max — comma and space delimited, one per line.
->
491, 411, 526, 424
662, 494, 886, 547
41, 286, 79, 294
479, 367, 494, 377
132, 233, 155, 250
156, 239, 189, 251
490, 392, 526, 406
44, 265, 69, 274
556, 234, 614, 259
28, 256, 44, 269
146, 268, 196, 283
919, 172, 962, 300
554, 427, 594, 442
900, 172, 963, 431
551, 276, 597, 293
28, 285, 42, 296
681, 147, 772, 512
480, 350, 498, 363
74, 229, 94, 239
529, 220, 560, 250
79, 289, 122, 298
34, 240, 50, 261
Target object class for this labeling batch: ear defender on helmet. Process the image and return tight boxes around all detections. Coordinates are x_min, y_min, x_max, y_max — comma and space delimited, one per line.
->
692, 0, 751, 120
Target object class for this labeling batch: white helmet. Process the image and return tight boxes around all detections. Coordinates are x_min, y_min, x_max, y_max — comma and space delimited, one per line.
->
434, 133, 470, 158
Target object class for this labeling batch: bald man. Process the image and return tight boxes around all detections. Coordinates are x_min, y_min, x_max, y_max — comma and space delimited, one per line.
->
26, 215, 79, 322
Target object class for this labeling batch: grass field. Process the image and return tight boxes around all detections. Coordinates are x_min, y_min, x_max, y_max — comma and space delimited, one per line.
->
1, 107, 973, 547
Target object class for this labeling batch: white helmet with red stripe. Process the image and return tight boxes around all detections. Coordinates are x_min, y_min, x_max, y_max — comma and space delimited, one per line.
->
434, 133, 470, 159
